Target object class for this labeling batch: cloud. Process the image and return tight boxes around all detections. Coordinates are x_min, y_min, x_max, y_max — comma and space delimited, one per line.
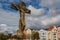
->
0, 9, 19, 26
0, 0, 60, 30
41, 15, 60, 26
40, 0, 60, 9
0, 24, 17, 34
0, 9, 19, 33
47, 9, 60, 17
25, 14, 60, 29
28, 5, 46, 16
0, 24, 7, 32
0, 24, 7, 26
36, 0, 60, 28
25, 5, 60, 29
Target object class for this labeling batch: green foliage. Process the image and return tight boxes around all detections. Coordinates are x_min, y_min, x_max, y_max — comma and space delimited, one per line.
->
33, 32, 39, 39
12, 35, 20, 39
0, 34, 21, 40
0, 34, 8, 40
31, 31, 40, 40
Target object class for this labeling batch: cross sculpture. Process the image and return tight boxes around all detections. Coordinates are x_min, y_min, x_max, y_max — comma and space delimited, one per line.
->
10, 2, 31, 39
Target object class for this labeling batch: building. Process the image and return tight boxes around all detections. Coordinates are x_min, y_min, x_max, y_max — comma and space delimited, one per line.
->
38, 29, 48, 40
31, 30, 35, 40
48, 26, 57, 40
51, 26, 57, 40
57, 27, 60, 40
23, 29, 27, 40
26, 29, 32, 40
31, 30, 39, 40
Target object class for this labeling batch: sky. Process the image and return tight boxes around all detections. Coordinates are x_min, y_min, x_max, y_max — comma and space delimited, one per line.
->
0, 0, 60, 33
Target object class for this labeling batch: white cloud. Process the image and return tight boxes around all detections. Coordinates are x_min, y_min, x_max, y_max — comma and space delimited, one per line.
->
0, 2, 60, 30
25, 5, 60, 29
47, 9, 60, 17
0, 24, 7, 26
0, 9, 19, 33
41, 15, 60, 26
0, 24, 7, 32
28, 5, 46, 16
26, 14, 60, 29
40, 0, 60, 9
0, 24, 17, 34
38, 0, 60, 28
0, 9, 19, 26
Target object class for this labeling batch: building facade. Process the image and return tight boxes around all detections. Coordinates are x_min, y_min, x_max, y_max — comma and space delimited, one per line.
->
26, 29, 32, 40
23, 29, 27, 40
48, 26, 57, 40
51, 26, 57, 40
57, 27, 60, 40
39, 29, 48, 40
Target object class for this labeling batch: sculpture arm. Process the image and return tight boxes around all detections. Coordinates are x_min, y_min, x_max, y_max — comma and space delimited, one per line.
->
25, 9, 31, 14
10, 3, 19, 10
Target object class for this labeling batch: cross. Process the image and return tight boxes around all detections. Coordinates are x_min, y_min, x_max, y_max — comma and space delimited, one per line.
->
10, 2, 31, 39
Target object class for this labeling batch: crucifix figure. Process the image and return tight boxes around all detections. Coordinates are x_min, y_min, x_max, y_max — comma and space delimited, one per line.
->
10, 2, 31, 39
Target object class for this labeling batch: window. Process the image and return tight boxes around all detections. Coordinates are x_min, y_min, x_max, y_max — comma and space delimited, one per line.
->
42, 38, 46, 40
54, 39, 56, 40
53, 33, 56, 35
43, 33, 44, 35
53, 36, 56, 38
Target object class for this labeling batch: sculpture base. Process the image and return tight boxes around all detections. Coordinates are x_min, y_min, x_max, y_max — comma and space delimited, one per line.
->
16, 30, 24, 40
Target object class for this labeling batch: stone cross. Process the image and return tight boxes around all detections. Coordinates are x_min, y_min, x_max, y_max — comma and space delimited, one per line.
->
10, 2, 31, 39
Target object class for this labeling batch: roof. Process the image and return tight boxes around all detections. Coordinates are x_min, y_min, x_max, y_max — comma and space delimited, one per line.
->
48, 26, 54, 31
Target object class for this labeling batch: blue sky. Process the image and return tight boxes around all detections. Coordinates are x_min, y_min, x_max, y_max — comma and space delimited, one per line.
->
0, 0, 60, 33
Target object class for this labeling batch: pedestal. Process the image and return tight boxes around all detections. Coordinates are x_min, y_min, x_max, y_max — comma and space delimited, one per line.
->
16, 30, 24, 40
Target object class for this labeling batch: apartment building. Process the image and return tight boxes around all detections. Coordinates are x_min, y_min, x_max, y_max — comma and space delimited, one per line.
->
39, 29, 48, 40
26, 29, 32, 40
51, 26, 57, 40
57, 27, 60, 40
23, 29, 27, 40
48, 26, 57, 40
